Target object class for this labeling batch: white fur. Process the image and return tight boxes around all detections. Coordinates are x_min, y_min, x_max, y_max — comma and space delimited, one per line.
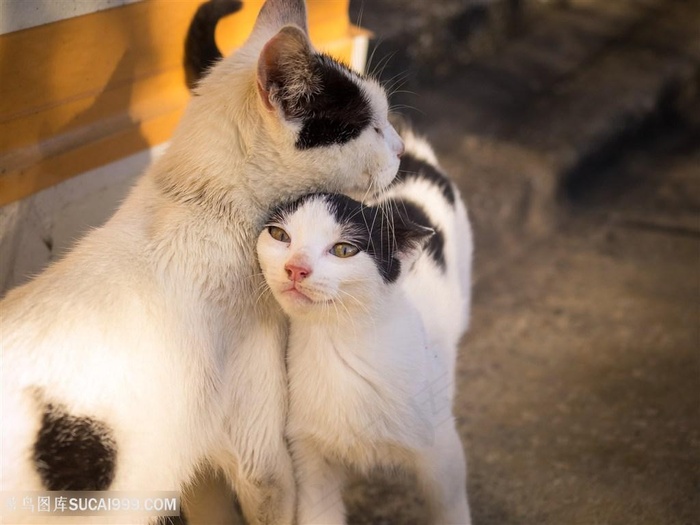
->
0, 1, 403, 524
256, 132, 473, 524
381, 130, 473, 355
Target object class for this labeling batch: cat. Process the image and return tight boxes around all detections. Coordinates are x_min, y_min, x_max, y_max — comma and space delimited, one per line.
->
256, 126, 473, 524
0, 0, 404, 523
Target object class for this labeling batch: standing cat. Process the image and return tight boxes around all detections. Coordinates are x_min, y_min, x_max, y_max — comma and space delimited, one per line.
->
256, 128, 473, 524
0, 0, 403, 524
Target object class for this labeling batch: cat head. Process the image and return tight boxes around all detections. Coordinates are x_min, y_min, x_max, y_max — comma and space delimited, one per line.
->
184, 0, 404, 199
256, 193, 432, 320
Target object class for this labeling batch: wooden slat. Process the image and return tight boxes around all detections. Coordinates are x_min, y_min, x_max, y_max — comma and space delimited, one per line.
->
0, 0, 357, 206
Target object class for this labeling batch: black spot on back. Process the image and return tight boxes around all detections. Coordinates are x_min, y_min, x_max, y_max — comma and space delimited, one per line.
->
294, 56, 373, 149
395, 152, 456, 205
33, 404, 117, 491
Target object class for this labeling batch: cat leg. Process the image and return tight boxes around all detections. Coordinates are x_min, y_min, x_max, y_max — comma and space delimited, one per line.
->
218, 316, 296, 525
181, 468, 244, 525
292, 437, 346, 525
221, 440, 295, 525
414, 418, 471, 524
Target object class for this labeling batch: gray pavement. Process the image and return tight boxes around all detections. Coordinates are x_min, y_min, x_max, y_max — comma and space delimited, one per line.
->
344, 0, 700, 523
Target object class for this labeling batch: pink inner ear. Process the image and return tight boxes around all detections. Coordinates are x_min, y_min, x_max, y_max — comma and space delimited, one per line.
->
257, 37, 277, 111
256, 25, 312, 112
257, 77, 275, 111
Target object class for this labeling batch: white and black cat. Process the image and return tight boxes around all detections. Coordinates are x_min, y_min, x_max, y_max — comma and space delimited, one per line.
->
256, 128, 473, 524
0, 0, 403, 523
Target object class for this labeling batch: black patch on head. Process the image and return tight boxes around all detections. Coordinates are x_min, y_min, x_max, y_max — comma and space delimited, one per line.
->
388, 199, 446, 272
266, 196, 304, 228
394, 152, 456, 205
33, 404, 117, 491
291, 55, 373, 149
322, 194, 404, 283
269, 193, 430, 283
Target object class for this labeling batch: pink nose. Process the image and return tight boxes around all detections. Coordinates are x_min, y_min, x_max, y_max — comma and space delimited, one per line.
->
285, 263, 311, 282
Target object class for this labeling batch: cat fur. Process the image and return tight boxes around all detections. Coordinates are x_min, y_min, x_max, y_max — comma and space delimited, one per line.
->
256, 126, 473, 524
0, 1, 403, 524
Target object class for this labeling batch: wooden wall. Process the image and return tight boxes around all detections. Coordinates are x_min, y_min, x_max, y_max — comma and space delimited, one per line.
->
0, 0, 366, 206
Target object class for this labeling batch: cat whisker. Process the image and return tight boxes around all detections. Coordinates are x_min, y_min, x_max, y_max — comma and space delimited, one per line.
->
384, 73, 412, 99
389, 87, 419, 95
386, 85, 414, 100
389, 104, 424, 116
244, 270, 267, 282
336, 289, 371, 317
335, 295, 361, 339
353, 1, 365, 33
360, 182, 374, 205
370, 49, 396, 81
365, 38, 385, 78
382, 70, 409, 90
330, 297, 343, 326
252, 280, 274, 310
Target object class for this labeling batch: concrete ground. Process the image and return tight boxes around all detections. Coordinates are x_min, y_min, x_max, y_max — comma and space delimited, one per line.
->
343, 1, 700, 524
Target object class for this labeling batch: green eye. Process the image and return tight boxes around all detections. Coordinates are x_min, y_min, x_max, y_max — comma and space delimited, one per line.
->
268, 226, 290, 243
331, 243, 359, 258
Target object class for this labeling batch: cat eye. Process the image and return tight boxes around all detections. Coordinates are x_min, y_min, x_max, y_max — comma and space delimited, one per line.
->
268, 226, 290, 243
374, 126, 383, 136
331, 243, 359, 258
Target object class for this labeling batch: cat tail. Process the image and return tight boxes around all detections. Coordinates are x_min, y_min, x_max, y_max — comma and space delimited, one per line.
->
184, 0, 243, 90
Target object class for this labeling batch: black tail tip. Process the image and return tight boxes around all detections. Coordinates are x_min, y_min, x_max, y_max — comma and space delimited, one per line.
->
184, 0, 244, 90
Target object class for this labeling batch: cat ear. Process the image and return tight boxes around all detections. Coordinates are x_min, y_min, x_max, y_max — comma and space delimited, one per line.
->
257, 25, 317, 113
394, 222, 435, 261
251, 0, 309, 41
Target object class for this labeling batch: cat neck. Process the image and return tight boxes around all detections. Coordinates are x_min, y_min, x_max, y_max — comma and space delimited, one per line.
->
119, 73, 305, 306
152, 96, 270, 214
149, 70, 318, 221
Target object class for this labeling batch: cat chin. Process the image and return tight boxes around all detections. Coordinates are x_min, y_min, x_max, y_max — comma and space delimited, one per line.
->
282, 287, 314, 304
371, 162, 402, 194
276, 287, 334, 316
276, 288, 316, 313
344, 170, 397, 201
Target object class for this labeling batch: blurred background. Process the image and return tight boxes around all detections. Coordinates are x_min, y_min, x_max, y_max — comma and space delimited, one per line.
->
1, 0, 698, 524
344, 1, 699, 524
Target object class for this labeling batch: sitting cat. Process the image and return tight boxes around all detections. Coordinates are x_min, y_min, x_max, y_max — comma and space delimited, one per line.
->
0, 0, 403, 524
256, 128, 473, 524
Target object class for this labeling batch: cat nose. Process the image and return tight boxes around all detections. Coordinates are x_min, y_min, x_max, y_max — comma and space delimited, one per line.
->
388, 126, 404, 158
285, 263, 311, 282
397, 139, 405, 158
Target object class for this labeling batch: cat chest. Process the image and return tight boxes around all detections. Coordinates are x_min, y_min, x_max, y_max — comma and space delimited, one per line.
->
288, 343, 421, 452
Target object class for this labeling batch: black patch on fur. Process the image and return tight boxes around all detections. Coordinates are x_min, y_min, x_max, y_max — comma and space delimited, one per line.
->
184, 0, 243, 90
388, 198, 446, 271
426, 228, 446, 271
394, 151, 456, 205
33, 404, 117, 491
324, 194, 404, 283
268, 194, 430, 283
288, 55, 373, 149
